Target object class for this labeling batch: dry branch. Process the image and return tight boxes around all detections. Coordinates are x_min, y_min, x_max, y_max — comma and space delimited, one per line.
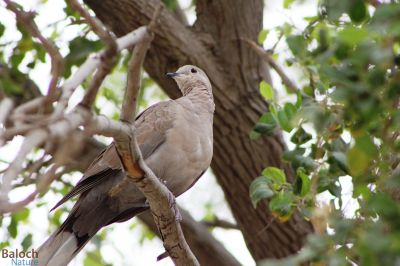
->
202, 217, 239, 230
67, 0, 119, 108
244, 39, 298, 93
0, 98, 14, 129
52, 26, 149, 118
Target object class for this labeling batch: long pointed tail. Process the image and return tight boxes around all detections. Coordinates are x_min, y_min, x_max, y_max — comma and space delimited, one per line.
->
37, 229, 91, 266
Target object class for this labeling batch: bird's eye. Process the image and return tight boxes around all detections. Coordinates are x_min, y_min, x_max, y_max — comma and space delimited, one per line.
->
191, 68, 197, 73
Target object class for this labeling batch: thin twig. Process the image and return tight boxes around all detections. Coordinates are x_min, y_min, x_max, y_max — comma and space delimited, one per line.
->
202, 217, 239, 230
0, 190, 38, 214
4, 0, 64, 104
52, 26, 149, 118
37, 164, 59, 193
243, 39, 298, 93
120, 38, 153, 122
0, 98, 13, 127
67, 0, 119, 108
13, 97, 45, 116
0, 129, 47, 201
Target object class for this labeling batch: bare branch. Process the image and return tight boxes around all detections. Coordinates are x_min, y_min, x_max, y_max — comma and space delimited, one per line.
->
0, 129, 47, 202
120, 4, 160, 122
36, 164, 59, 193
244, 39, 298, 93
0, 190, 38, 214
67, 0, 119, 108
202, 217, 239, 230
3, 0, 64, 103
0, 98, 14, 128
121, 38, 152, 122
52, 26, 149, 118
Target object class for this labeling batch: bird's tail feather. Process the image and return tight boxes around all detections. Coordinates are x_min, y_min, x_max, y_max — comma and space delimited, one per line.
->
37, 226, 92, 266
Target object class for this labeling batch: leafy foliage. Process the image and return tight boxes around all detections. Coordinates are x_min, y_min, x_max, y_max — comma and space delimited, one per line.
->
251, 0, 400, 265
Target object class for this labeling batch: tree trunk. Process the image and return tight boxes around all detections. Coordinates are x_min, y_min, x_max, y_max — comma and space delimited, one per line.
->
83, 0, 314, 261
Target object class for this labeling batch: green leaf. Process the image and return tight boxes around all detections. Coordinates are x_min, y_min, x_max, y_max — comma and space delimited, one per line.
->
21, 234, 33, 251
253, 122, 276, 135
250, 176, 274, 208
283, 0, 295, 9
322, 0, 350, 20
260, 80, 274, 101
294, 168, 311, 196
14, 208, 30, 222
64, 37, 103, 77
329, 151, 349, 174
283, 148, 306, 162
254, 112, 277, 135
259, 112, 276, 124
291, 155, 317, 171
349, 0, 367, 23
269, 191, 294, 221
162, 0, 177, 10
249, 130, 261, 140
83, 250, 109, 266
347, 145, 371, 177
0, 23, 5, 38
291, 126, 312, 145
277, 109, 292, 132
258, 29, 269, 45
262, 167, 286, 185
287, 35, 307, 57
284, 103, 297, 121
338, 26, 368, 45
0, 241, 10, 250
355, 134, 378, 157
7, 217, 18, 238
295, 91, 303, 108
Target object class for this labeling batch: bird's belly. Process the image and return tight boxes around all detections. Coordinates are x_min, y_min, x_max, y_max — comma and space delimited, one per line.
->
145, 128, 212, 196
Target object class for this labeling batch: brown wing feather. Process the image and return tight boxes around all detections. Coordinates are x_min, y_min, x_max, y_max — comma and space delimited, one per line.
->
51, 100, 175, 210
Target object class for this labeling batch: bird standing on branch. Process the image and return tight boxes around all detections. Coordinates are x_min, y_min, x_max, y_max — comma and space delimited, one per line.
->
37, 65, 214, 266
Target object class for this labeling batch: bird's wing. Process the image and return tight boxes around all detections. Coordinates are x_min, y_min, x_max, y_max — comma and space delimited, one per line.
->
50, 100, 175, 211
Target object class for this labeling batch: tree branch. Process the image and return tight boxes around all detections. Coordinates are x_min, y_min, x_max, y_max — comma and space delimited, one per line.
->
66, 0, 119, 108
243, 39, 298, 93
52, 26, 149, 118
202, 217, 239, 230
3, 0, 64, 103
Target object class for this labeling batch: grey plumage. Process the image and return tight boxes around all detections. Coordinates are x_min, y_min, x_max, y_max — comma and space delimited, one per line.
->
37, 65, 214, 266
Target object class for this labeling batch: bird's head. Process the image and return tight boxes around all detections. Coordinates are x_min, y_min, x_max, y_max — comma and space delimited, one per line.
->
166, 65, 212, 96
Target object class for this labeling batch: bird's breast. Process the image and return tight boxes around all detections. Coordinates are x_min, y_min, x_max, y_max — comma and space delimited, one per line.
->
145, 109, 213, 196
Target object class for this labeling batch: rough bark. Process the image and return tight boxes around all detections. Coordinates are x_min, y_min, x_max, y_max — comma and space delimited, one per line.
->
83, 0, 314, 261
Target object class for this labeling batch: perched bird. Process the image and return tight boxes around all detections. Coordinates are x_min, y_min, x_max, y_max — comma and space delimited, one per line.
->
37, 65, 214, 266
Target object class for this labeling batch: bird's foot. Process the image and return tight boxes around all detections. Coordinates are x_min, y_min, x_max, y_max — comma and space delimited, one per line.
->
167, 192, 182, 221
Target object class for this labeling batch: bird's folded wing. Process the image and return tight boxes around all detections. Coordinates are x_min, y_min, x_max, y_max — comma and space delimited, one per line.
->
51, 100, 176, 210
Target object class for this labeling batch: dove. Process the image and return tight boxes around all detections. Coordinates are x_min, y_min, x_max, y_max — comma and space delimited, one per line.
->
37, 65, 214, 266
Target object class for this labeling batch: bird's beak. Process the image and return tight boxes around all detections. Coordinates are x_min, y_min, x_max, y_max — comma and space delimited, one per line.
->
166, 72, 180, 78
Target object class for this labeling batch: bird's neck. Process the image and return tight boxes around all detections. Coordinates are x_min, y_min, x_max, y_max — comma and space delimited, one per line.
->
184, 85, 215, 114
